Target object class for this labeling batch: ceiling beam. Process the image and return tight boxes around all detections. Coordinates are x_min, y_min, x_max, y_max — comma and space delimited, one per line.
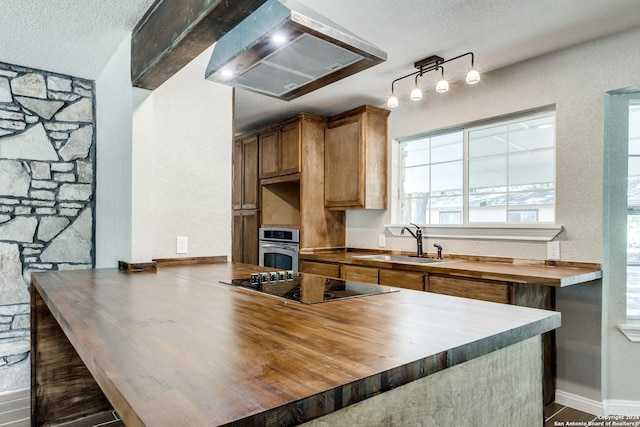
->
131, 0, 268, 90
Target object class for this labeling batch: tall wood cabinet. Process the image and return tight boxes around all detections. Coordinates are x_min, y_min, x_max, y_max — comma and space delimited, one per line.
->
325, 105, 390, 210
232, 134, 259, 264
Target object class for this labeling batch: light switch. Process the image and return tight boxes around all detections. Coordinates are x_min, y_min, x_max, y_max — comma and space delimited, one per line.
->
378, 233, 386, 247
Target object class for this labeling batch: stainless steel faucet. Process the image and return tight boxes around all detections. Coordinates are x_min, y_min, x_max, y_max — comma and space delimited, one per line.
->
401, 223, 423, 257
434, 243, 443, 260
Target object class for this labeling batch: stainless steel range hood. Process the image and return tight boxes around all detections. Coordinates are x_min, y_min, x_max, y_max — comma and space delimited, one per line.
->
205, 0, 386, 101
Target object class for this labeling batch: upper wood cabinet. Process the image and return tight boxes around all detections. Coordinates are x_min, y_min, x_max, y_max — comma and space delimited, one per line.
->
233, 134, 259, 210
325, 105, 390, 210
259, 119, 302, 179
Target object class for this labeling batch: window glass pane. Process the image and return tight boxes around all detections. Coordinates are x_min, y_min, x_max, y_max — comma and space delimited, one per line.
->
469, 125, 508, 157
628, 173, 640, 207
431, 132, 463, 163
402, 196, 429, 224
508, 116, 555, 152
469, 156, 507, 191
402, 139, 429, 167
630, 105, 640, 155
431, 161, 463, 193
629, 102, 640, 317
509, 149, 554, 186
468, 196, 507, 222
403, 165, 429, 195
438, 211, 462, 224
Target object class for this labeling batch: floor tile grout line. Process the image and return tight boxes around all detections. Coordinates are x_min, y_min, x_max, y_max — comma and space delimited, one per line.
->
546, 406, 566, 422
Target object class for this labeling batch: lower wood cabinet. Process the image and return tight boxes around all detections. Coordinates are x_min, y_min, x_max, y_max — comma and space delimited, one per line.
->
426, 274, 511, 304
232, 210, 259, 265
299, 260, 341, 278
379, 269, 424, 291
341, 265, 379, 283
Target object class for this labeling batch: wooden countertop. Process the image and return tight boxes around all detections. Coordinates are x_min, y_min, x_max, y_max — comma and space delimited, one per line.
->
32, 262, 560, 426
300, 251, 602, 287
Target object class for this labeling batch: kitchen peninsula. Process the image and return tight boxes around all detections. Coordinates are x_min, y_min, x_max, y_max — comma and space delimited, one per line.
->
31, 260, 560, 426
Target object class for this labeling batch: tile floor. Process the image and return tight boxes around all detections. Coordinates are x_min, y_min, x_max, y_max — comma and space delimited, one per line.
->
544, 401, 640, 427
3, 389, 639, 426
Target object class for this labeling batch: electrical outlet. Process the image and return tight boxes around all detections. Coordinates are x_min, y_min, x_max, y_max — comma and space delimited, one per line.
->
176, 236, 188, 254
378, 233, 386, 247
547, 241, 560, 260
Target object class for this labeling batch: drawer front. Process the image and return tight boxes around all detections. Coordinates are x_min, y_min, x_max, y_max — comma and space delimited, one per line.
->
378, 269, 424, 291
341, 265, 379, 284
427, 275, 510, 304
299, 261, 340, 278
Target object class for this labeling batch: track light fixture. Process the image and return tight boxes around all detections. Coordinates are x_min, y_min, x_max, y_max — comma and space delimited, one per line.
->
386, 52, 479, 108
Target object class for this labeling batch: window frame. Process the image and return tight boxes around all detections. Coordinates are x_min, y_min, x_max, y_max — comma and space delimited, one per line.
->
391, 109, 561, 241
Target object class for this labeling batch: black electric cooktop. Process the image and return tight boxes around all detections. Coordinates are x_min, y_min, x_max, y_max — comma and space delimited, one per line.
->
219, 273, 398, 304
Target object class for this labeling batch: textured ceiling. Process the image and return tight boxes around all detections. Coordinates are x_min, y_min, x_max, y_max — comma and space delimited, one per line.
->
0, 0, 155, 79
234, 0, 640, 132
1, 0, 640, 134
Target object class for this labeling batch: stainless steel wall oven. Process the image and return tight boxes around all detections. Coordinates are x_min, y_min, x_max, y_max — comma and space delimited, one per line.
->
258, 227, 299, 271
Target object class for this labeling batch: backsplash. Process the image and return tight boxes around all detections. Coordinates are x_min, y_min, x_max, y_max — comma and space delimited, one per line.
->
0, 61, 95, 392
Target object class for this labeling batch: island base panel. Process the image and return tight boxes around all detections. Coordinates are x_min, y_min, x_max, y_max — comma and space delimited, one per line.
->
302, 336, 543, 426
31, 288, 113, 425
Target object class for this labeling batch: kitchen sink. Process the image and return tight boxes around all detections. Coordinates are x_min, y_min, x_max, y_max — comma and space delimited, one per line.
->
351, 254, 452, 264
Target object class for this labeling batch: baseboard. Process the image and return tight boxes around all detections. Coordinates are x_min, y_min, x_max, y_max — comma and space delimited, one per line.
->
555, 389, 605, 416
0, 388, 29, 403
605, 399, 640, 416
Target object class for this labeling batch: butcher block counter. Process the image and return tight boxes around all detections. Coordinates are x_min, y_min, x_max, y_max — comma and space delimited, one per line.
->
299, 250, 602, 287
31, 260, 560, 426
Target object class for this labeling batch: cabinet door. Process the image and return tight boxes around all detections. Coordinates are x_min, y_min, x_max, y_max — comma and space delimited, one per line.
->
426, 275, 511, 304
325, 117, 364, 208
232, 210, 259, 265
242, 211, 259, 265
379, 269, 424, 291
242, 136, 259, 210
232, 139, 242, 210
232, 212, 243, 262
279, 120, 301, 175
259, 130, 279, 178
341, 264, 378, 284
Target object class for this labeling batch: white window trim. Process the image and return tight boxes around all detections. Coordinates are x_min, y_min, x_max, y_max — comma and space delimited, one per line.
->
385, 224, 562, 241
619, 321, 640, 342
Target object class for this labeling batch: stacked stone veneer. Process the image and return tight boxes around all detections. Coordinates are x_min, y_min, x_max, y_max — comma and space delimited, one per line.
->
0, 61, 95, 392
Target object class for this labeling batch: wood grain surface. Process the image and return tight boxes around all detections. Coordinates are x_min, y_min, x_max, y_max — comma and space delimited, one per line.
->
299, 251, 602, 287
31, 262, 560, 426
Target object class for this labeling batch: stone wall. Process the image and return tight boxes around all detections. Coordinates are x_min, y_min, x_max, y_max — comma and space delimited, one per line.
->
0, 61, 95, 392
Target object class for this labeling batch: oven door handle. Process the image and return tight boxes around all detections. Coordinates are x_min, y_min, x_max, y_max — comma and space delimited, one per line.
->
260, 243, 299, 251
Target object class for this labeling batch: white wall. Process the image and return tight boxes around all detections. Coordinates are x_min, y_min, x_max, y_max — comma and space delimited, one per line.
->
346, 27, 640, 407
131, 47, 233, 261
95, 35, 133, 268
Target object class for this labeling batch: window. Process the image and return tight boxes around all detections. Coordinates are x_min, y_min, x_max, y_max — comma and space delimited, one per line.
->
398, 111, 556, 225
627, 102, 640, 317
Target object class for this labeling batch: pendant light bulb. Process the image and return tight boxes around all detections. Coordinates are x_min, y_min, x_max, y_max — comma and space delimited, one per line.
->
410, 86, 423, 101
436, 78, 449, 93
387, 93, 399, 108
466, 67, 480, 85
436, 67, 449, 93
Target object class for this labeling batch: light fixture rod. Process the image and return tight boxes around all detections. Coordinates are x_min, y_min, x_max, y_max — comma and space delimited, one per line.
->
387, 51, 477, 108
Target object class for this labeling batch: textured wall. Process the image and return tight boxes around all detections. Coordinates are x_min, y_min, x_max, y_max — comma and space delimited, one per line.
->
346, 27, 640, 405
0, 62, 95, 392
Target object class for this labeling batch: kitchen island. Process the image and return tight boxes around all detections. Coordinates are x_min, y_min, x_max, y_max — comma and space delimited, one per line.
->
31, 260, 560, 426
